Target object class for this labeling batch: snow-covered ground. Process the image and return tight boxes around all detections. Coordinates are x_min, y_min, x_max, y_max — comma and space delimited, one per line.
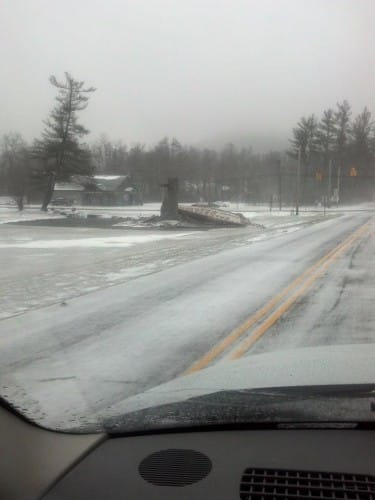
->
0, 232, 191, 249
1, 203, 372, 320
1, 200, 372, 225
0, 206, 65, 225
0, 202, 339, 320
0, 224, 253, 319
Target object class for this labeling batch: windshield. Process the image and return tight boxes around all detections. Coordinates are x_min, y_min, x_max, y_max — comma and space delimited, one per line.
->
1, 0, 374, 434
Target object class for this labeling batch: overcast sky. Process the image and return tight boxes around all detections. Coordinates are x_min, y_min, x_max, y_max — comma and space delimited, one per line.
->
2, 0, 375, 150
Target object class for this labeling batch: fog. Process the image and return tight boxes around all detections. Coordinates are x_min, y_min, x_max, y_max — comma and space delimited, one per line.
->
2, 0, 375, 150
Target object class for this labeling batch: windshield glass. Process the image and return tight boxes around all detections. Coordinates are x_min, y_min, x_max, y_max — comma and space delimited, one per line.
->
1, 0, 374, 433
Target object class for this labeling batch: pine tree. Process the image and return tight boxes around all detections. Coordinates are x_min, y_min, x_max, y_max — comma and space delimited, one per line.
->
317, 109, 335, 166
290, 115, 318, 163
289, 115, 318, 203
333, 100, 351, 167
34, 73, 96, 210
350, 107, 373, 175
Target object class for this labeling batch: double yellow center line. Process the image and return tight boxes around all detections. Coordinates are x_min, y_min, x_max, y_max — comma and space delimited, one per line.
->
183, 218, 372, 376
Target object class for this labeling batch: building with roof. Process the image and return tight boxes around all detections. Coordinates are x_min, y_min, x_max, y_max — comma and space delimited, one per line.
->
52, 175, 139, 206
52, 181, 85, 205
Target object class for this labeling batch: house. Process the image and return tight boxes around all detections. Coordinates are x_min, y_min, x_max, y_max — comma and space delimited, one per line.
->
52, 175, 139, 206
52, 181, 86, 205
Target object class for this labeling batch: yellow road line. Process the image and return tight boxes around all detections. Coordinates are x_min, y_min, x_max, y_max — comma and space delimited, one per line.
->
183, 220, 371, 375
230, 222, 369, 359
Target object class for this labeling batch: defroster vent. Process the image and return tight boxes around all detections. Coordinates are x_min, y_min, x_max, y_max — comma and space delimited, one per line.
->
240, 468, 375, 500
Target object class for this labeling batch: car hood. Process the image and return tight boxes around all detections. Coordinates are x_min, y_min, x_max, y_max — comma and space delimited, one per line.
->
107, 344, 375, 420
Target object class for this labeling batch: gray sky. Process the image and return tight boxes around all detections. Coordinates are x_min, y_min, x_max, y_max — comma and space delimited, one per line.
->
2, 0, 375, 150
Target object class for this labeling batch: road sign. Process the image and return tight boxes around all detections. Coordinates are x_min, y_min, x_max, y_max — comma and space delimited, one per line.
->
350, 166, 358, 177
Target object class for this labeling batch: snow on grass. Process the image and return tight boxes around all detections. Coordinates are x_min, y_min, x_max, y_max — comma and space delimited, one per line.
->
0, 232, 192, 249
0, 196, 16, 206
0, 207, 65, 225
66, 203, 162, 218
2, 202, 372, 225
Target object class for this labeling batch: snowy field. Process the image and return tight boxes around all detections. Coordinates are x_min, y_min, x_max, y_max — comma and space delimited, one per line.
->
0, 206, 65, 225
1, 199, 369, 227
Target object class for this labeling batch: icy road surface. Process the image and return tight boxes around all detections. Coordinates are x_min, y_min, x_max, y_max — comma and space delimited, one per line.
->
0, 210, 374, 430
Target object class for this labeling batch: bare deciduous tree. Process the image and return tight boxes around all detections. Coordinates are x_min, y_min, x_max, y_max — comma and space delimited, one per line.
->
0, 132, 29, 210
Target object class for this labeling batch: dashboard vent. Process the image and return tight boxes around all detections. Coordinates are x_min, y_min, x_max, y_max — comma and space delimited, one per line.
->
139, 448, 212, 487
240, 468, 375, 499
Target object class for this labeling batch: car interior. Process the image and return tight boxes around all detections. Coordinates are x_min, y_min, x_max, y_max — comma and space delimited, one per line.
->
2, 403, 374, 500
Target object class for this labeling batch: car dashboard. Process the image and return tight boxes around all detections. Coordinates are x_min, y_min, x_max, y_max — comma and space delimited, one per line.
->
1, 406, 374, 500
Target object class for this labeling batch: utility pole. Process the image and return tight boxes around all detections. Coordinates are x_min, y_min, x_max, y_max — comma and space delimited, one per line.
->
207, 166, 212, 206
236, 160, 241, 210
278, 159, 282, 211
336, 164, 341, 206
296, 147, 301, 215
327, 159, 332, 207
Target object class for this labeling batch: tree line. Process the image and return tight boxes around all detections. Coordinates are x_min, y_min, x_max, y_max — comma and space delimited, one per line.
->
289, 101, 375, 204
89, 136, 294, 204
1, 72, 374, 210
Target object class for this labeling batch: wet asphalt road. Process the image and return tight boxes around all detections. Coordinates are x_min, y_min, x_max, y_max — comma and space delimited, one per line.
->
0, 211, 374, 430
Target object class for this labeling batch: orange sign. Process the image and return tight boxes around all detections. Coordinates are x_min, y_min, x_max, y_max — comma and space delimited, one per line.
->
350, 166, 358, 177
